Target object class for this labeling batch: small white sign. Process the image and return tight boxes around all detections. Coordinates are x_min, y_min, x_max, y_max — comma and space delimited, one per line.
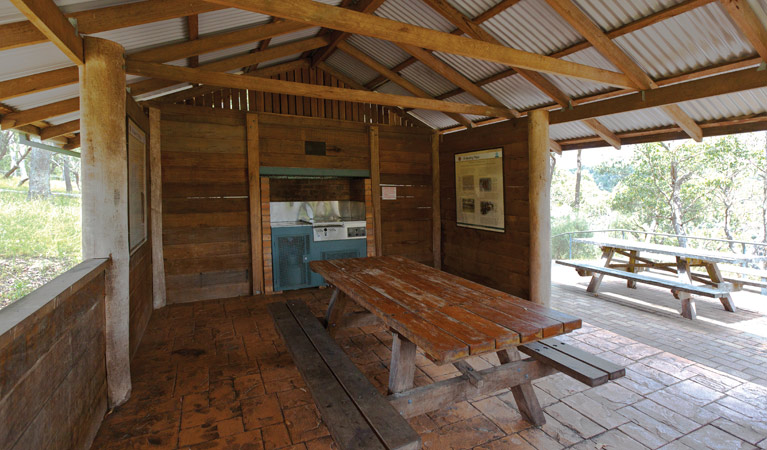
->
382, 186, 397, 200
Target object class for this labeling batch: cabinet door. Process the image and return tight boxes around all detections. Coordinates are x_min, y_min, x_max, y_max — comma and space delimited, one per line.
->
273, 232, 312, 291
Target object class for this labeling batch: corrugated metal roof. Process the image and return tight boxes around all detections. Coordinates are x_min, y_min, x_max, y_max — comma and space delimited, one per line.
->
376, 81, 416, 97
432, 51, 507, 83
399, 61, 457, 97
325, 50, 381, 85
345, 35, 411, 68
0, 0, 139, 25
550, 121, 597, 140
198, 8, 271, 35
0, 42, 73, 82
408, 109, 461, 129
596, 107, 675, 133
679, 86, 767, 122
482, 74, 554, 110
93, 18, 187, 54
543, 47, 620, 99
573, 0, 682, 32
482, 0, 582, 54
446, 0, 502, 20
444, 91, 490, 121
374, 0, 455, 32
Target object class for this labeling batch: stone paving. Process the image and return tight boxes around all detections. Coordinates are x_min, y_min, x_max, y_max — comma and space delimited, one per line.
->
92, 274, 767, 449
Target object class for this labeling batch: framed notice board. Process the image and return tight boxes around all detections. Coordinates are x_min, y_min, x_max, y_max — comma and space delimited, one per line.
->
455, 148, 505, 233
127, 118, 147, 252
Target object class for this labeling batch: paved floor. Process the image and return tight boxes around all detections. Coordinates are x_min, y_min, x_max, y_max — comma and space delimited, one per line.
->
92, 269, 767, 449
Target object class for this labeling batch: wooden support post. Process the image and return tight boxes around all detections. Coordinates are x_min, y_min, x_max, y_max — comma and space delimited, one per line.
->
369, 126, 382, 256
587, 247, 614, 293
80, 36, 131, 407
627, 250, 637, 289
675, 257, 696, 319
704, 262, 736, 312
148, 107, 166, 309
529, 109, 551, 306
431, 132, 441, 269
247, 113, 263, 294
497, 348, 545, 426
389, 332, 417, 394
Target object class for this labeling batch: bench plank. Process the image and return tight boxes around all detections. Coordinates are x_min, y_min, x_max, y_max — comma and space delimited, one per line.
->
285, 300, 421, 450
519, 341, 609, 387
557, 260, 730, 297
268, 302, 386, 450
540, 338, 625, 380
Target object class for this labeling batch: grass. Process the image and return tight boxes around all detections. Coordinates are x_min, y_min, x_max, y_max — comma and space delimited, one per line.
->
0, 177, 81, 307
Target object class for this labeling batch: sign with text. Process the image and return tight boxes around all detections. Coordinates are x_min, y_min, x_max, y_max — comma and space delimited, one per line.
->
455, 148, 504, 232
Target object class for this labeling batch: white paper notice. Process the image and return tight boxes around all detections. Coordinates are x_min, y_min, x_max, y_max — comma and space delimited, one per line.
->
382, 186, 397, 200
454, 148, 504, 232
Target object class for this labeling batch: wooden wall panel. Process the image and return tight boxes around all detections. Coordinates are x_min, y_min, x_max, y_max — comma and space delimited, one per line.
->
161, 114, 251, 303
439, 119, 531, 298
378, 128, 434, 265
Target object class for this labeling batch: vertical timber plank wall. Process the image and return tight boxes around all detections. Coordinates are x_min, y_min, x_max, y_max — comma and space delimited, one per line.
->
439, 119, 531, 298
0, 260, 109, 450
160, 106, 251, 303
379, 127, 435, 265
127, 96, 153, 358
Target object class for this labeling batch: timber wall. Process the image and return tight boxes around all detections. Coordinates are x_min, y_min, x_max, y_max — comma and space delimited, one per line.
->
154, 103, 434, 301
439, 119, 531, 298
127, 97, 153, 358
0, 259, 109, 450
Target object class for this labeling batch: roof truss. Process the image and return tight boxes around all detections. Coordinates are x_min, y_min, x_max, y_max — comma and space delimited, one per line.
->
10, 0, 83, 64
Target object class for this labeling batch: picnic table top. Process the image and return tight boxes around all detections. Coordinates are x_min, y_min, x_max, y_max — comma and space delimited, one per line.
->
574, 237, 765, 264
310, 256, 581, 365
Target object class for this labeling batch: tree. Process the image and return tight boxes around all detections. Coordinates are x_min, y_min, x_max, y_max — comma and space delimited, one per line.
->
610, 141, 710, 246
572, 149, 582, 211
27, 147, 52, 199
592, 160, 633, 191
703, 135, 758, 251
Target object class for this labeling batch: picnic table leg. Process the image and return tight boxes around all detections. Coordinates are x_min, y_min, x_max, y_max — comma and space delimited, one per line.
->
627, 250, 638, 289
497, 349, 545, 426
704, 263, 736, 312
673, 257, 696, 320
389, 333, 417, 394
587, 247, 615, 294
324, 287, 349, 337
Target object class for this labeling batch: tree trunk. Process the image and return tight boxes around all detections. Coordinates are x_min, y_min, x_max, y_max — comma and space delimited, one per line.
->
27, 147, 51, 199
572, 149, 582, 211
763, 132, 767, 245
723, 200, 735, 252
4, 147, 31, 178
669, 159, 688, 247
61, 157, 72, 193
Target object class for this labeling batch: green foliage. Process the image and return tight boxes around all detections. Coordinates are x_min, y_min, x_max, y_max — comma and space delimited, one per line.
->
591, 161, 633, 192
551, 214, 599, 259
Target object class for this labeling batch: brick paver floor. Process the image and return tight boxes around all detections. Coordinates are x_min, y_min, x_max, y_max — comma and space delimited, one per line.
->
93, 274, 767, 449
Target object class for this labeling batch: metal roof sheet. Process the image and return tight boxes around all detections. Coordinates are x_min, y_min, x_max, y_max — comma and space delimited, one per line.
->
679, 86, 767, 122
445, 0, 502, 19
543, 47, 620, 99
550, 121, 597, 140
0, 0, 139, 25
432, 51, 507, 83
444, 91, 490, 121
374, 0, 455, 32
596, 107, 676, 133
345, 35, 411, 68
0, 42, 73, 82
482, 0, 582, 54
93, 18, 187, 54
408, 108, 461, 129
198, 8, 271, 35
325, 50, 381, 85
482, 73, 554, 110
399, 61, 457, 97
573, 0, 682, 32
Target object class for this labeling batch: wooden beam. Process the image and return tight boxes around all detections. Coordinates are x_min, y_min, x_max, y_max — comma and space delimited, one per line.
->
0, 97, 78, 129
128, 20, 311, 63
550, 67, 767, 125
529, 109, 551, 307
148, 107, 166, 309
549, 139, 562, 155
398, 43, 520, 117
186, 15, 199, 68
582, 118, 620, 149
64, 134, 80, 150
10, 0, 83, 64
40, 119, 78, 141
247, 113, 264, 294
311, 0, 387, 66
126, 60, 519, 118
721, 0, 767, 62
0, 0, 226, 52
370, 126, 382, 256
544, 0, 702, 141
336, 41, 475, 127
431, 133, 441, 269
473, 0, 522, 23
128, 36, 329, 96
0, 66, 79, 102
206, 0, 633, 88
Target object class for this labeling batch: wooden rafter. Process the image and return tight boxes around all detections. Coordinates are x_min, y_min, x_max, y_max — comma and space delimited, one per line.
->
39, 119, 78, 141
474, 0, 523, 23
420, 0, 619, 147
0, 66, 78, 102
1, 0, 226, 52
310, 0, 387, 67
335, 41, 474, 128
544, 0, 703, 142
125, 60, 518, 118
205, 0, 633, 88
721, 0, 767, 62
10, 0, 83, 64
187, 15, 200, 68
0, 97, 78, 129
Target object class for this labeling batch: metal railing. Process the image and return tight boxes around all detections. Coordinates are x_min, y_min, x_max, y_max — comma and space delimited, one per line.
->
552, 228, 767, 263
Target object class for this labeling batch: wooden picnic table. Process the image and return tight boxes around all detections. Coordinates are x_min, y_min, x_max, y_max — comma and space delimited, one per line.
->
573, 237, 766, 318
309, 255, 584, 424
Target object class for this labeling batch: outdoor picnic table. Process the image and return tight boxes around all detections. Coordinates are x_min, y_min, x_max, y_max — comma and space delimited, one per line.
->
309, 255, 585, 424
572, 237, 766, 318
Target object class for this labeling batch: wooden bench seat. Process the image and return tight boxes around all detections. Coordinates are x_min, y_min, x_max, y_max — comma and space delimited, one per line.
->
268, 300, 421, 450
557, 260, 731, 298
695, 265, 767, 291
519, 338, 625, 387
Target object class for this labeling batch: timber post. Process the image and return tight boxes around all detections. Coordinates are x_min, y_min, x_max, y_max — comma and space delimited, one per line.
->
529, 109, 551, 306
80, 36, 131, 407
148, 107, 167, 309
